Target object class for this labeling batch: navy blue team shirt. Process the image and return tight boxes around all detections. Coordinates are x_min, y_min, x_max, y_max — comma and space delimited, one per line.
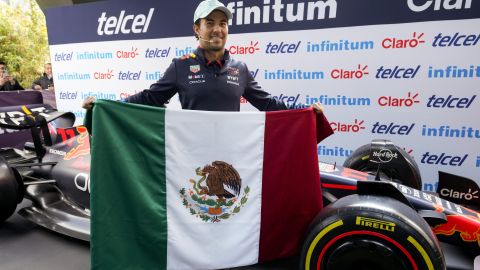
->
126, 48, 288, 111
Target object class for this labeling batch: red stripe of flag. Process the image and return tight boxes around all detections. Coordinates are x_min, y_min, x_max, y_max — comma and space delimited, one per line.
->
259, 108, 325, 262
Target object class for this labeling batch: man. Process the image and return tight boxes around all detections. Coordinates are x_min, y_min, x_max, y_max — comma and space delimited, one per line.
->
83, 0, 323, 113
0, 61, 24, 91
31, 63, 54, 91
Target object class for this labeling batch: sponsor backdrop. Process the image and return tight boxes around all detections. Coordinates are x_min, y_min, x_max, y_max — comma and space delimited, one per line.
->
45, 0, 480, 191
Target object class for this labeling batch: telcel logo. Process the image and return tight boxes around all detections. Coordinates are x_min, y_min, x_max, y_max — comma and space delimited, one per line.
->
427, 94, 476, 108
372, 122, 415, 135
265, 41, 301, 54
376, 65, 420, 79
421, 152, 468, 166
378, 92, 420, 107
97, 8, 154, 35
440, 188, 479, 201
407, 0, 472, 12
272, 94, 300, 105
432, 32, 480, 47
58, 91, 78, 100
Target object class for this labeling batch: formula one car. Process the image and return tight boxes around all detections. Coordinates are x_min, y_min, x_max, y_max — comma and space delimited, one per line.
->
0, 103, 479, 270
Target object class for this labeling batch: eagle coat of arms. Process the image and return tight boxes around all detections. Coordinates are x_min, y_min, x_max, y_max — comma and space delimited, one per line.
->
180, 161, 250, 223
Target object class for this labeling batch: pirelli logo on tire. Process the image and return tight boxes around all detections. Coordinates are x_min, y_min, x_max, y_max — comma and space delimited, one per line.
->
356, 216, 396, 232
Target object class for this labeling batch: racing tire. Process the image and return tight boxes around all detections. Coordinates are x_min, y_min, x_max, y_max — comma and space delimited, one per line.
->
300, 194, 446, 270
343, 143, 422, 189
0, 157, 23, 222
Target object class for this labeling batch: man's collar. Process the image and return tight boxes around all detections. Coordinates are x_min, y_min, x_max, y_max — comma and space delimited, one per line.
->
194, 47, 230, 67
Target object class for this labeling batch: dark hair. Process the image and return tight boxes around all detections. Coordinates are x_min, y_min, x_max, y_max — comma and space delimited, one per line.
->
194, 19, 201, 40
0, 61, 6, 66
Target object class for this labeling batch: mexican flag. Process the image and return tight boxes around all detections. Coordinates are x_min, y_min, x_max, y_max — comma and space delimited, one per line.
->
88, 100, 333, 270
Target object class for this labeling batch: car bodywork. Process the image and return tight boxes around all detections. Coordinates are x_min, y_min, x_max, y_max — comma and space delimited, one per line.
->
0, 103, 479, 268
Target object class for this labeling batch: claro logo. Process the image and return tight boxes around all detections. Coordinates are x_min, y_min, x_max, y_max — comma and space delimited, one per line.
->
330, 119, 366, 133
407, 0, 472, 12
97, 8, 154, 35
378, 92, 420, 107
440, 188, 479, 201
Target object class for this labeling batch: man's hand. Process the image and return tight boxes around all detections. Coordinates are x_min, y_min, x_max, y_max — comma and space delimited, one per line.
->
311, 102, 324, 114
82, 96, 96, 109
33, 85, 42, 91
0, 76, 7, 87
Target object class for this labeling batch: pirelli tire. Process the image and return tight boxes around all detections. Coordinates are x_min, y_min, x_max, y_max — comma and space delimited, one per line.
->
300, 194, 445, 270
343, 143, 422, 189
0, 157, 23, 222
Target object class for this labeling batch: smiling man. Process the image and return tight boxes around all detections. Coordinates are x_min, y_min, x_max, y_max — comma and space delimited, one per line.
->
83, 0, 323, 113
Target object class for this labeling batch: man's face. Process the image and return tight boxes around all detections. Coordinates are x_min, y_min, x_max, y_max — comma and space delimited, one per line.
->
45, 64, 52, 76
0, 64, 6, 76
194, 10, 228, 51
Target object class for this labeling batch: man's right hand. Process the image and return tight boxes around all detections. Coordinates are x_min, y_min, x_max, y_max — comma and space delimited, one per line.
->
0, 76, 9, 87
82, 96, 96, 109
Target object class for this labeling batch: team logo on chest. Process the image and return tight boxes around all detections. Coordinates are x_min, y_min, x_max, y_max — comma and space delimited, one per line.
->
226, 67, 240, 86
190, 64, 200, 73
227, 67, 239, 76
187, 65, 205, 84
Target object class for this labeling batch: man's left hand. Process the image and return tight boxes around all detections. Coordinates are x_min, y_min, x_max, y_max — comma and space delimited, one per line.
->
311, 102, 324, 114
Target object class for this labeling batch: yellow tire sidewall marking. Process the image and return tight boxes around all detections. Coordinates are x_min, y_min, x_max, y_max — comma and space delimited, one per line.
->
305, 220, 344, 270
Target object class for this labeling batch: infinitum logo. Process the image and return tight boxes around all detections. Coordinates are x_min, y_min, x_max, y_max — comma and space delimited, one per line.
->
318, 145, 353, 157
307, 39, 374, 52
305, 94, 371, 106
421, 125, 480, 139
57, 72, 90, 80
76, 51, 113, 60
225, 0, 337, 25
428, 65, 480, 78
97, 8, 154, 35
264, 69, 324, 80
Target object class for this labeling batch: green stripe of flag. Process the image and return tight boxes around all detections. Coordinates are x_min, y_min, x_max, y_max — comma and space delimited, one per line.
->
90, 100, 168, 270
